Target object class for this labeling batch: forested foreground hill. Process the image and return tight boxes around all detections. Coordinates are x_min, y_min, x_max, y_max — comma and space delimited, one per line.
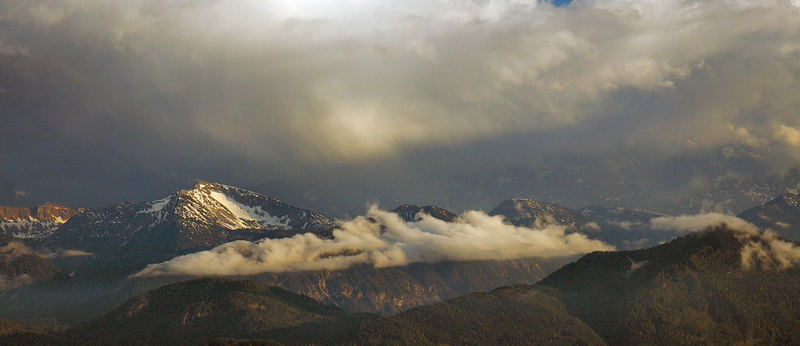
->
537, 227, 800, 345
327, 285, 605, 345
2, 225, 799, 345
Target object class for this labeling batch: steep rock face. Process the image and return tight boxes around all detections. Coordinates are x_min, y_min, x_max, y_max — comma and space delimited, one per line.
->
247, 258, 558, 314
46, 182, 336, 256
489, 198, 584, 227
391, 204, 458, 223
738, 193, 800, 241
0, 203, 79, 239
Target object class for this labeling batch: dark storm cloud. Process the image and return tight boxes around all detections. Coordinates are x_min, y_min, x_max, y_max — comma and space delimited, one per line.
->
1, 0, 800, 213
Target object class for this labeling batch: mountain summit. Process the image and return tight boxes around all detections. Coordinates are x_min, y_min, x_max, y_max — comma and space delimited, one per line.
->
46, 181, 335, 256
489, 198, 583, 227
738, 193, 800, 241
391, 204, 458, 223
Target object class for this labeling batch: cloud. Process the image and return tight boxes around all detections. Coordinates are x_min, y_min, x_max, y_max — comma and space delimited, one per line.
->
54, 249, 94, 257
650, 213, 760, 234
649, 213, 800, 271
0, 241, 38, 259
0, 242, 39, 291
133, 206, 613, 277
1, 240, 91, 260
774, 124, 800, 147
1, 0, 800, 214
2, 0, 800, 162
740, 230, 800, 270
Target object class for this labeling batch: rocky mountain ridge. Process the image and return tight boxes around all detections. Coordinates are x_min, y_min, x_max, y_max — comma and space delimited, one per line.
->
738, 193, 800, 241
45, 181, 336, 256
0, 203, 79, 239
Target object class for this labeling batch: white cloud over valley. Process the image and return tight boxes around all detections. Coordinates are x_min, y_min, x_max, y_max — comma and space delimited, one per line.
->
134, 206, 613, 277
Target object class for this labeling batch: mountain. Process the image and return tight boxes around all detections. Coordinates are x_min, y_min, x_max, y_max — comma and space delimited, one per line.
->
391, 204, 458, 222
685, 164, 800, 214
66, 278, 354, 345
339, 226, 800, 345
489, 199, 675, 249
46, 181, 336, 257
0, 203, 79, 239
489, 198, 584, 227
578, 205, 662, 225
538, 226, 800, 345
5, 226, 800, 345
578, 205, 672, 249
0, 236, 66, 291
0, 256, 565, 331
738, 193, 800, 241
241, 258, 563, 314
34, 277, 602, 345
329, 285, 604, 345
69, 257, 561, 324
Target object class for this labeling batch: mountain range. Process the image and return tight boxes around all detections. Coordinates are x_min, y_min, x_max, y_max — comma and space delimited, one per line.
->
3, 224, 798, 345
0, 203, 79, 239
1, 180, 800, 339
46, 181, 335, 258
0, 235, 66, 291
738, 193, 800, 241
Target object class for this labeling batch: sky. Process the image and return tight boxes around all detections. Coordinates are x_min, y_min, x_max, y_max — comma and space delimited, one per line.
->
1, 0, 800, 216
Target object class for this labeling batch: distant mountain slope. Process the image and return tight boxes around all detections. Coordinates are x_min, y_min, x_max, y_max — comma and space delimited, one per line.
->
46, 181, 336, 257
738, 193, 800, 241
685, 164, 800, 214
489, 198, 584, 227
245, 258, 562, 314
578, 205, 673, 249
0, 203, 79, 239
68, 278, 352, 345
579, 205, 662, 225
490, 199, 674, 249
392, 204, 458, 222
538, 226, 800, 345
0, 236, 66, 291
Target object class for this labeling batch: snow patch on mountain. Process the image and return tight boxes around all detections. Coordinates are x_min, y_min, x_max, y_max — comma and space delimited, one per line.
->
0, 220, 60, 238
138, 195, 173, 215
208, 191, 290, 229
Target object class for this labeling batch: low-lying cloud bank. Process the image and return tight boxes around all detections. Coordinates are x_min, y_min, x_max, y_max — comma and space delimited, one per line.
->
0, 240, 93, 260
650, 213, 800, 270
134, 206, 614, 277
740, 231, 800, 270
650, 213, 760, 234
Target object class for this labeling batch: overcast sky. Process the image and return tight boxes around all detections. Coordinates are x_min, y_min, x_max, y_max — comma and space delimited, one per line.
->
2, 0, 800, 215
